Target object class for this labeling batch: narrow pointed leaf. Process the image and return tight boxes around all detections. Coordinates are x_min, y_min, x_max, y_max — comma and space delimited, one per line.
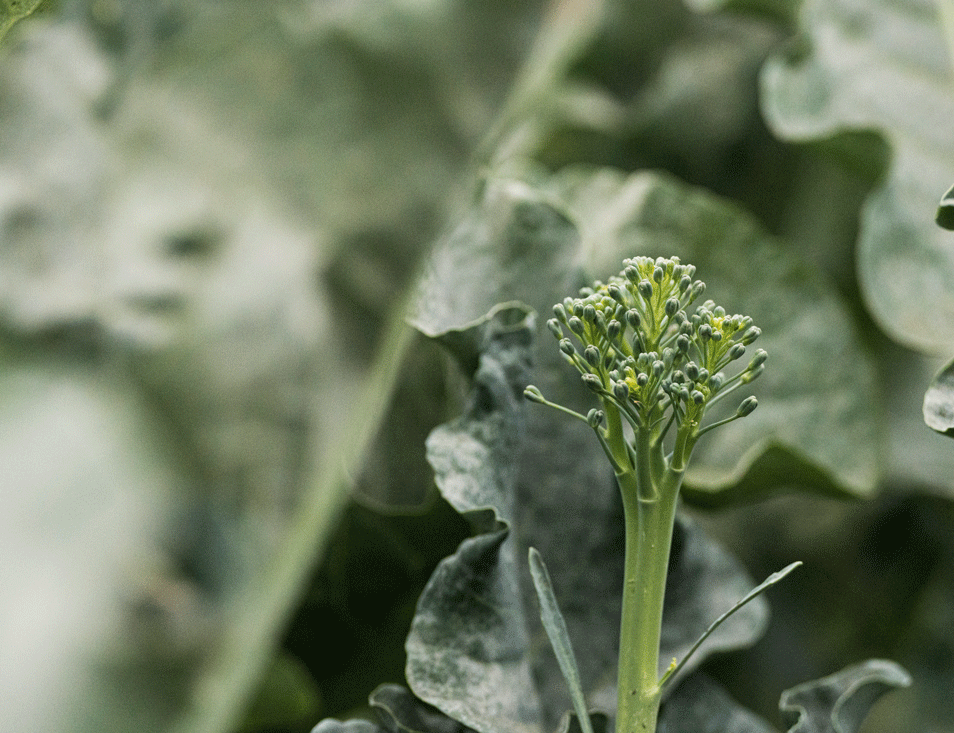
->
662, 561, 802, 690
528, 548, 594, 733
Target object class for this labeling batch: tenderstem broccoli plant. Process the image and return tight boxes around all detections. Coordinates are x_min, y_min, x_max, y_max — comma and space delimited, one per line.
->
524, 255, 767, 733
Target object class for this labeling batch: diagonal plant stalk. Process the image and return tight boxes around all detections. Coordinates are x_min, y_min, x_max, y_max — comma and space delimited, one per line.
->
526, 256, 770, 733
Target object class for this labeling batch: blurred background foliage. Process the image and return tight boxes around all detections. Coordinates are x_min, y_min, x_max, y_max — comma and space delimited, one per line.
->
0, 1, 952, 733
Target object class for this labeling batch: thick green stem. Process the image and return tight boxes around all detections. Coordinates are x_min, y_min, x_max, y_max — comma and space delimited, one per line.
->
614, 430, 683, 733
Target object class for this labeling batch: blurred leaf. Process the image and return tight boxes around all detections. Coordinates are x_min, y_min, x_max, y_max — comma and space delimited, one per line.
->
936, 183, 954, 230
409, 224, 771, 732
779, 659, 911, 733
658, 675, 777, 733
923, 356, 954, 437
759, 0, 954, 353
544, 166, 879, 500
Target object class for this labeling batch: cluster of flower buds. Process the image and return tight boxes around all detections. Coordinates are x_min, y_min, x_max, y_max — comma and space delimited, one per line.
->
527, 256, 766, 445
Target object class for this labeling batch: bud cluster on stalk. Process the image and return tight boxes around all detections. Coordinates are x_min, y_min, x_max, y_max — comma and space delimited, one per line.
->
528, 256, 766, 443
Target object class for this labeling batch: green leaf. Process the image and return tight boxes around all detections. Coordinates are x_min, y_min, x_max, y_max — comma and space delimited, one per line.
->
759, 0, 954, 353
924, 356, 954, 437
528, 548, 594, 733
779, 659, 912, 733
370, 684, 475, 733
662, 561, 802, 691
936, 183, 954, 230
0, 0, 46, 43
545, 166, 879, 500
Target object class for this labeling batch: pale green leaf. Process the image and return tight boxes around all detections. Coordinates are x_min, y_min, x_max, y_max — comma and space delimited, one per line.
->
924, 355, 954, 436
780, 659, 912, 733
528, 548, 594, 733
760, 0, 954, 353
546, 166, 880, 500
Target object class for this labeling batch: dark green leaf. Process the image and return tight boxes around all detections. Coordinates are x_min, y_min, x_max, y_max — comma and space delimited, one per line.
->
370, 684, 476, 733
936, 184, 954, 230
779, 659, 912, 733
924, 356, 954, 437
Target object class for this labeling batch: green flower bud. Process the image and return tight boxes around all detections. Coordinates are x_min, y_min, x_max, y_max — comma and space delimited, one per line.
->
608, 284, 626, 304
672, 370, 686, 384
691, 390, 705, 405
607, 320, 622, 341
624, 265, 640, 283
679, 275, 692, 293
559, 339, 576, 357
568, 316, 585, 336
636, 372, 649, 387
676, 334, 690, 354
653, 266, 665, 283
583, 304, 597, 323
625, 309, 641, 330
638, 279, 653, 300
524, 385, 546, 403
587, 408, 604, 428
685, 362, 700, 381
742, 326, 761, 345
584, 345, 601, 367
665, 298, 680, 317
697, 368, 709, 383
690, 281, 706, 300
614, 381, 630, 401
553, 303, 568, 322
749, 348, 768, 369
742, 364, 765, 384
736, 396, 758, 417
728, 343, 746, 361
711, 330, 723, 342
582, 373, 604, 393
708, 373, 725, 392
547, 318, 564, 339
699, 323, 712, 342
652, 360, 666, 377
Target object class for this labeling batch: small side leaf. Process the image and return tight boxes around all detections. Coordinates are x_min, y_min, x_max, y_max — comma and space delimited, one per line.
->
923, 357, 954, 437
528, 547, 594, 733
661, 561, 803, 691
780, 659, 912, 733
936, 184, 954, 230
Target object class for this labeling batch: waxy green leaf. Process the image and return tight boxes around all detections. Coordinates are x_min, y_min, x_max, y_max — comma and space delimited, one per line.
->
544, 167, 879, 500
779, 659, 912, 733
924, 356, 954, 437
528, 548, 594, 733
759, 0, 954, 353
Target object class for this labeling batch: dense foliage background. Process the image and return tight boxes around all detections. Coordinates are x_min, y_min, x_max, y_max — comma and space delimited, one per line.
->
1, 1, 953, 732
